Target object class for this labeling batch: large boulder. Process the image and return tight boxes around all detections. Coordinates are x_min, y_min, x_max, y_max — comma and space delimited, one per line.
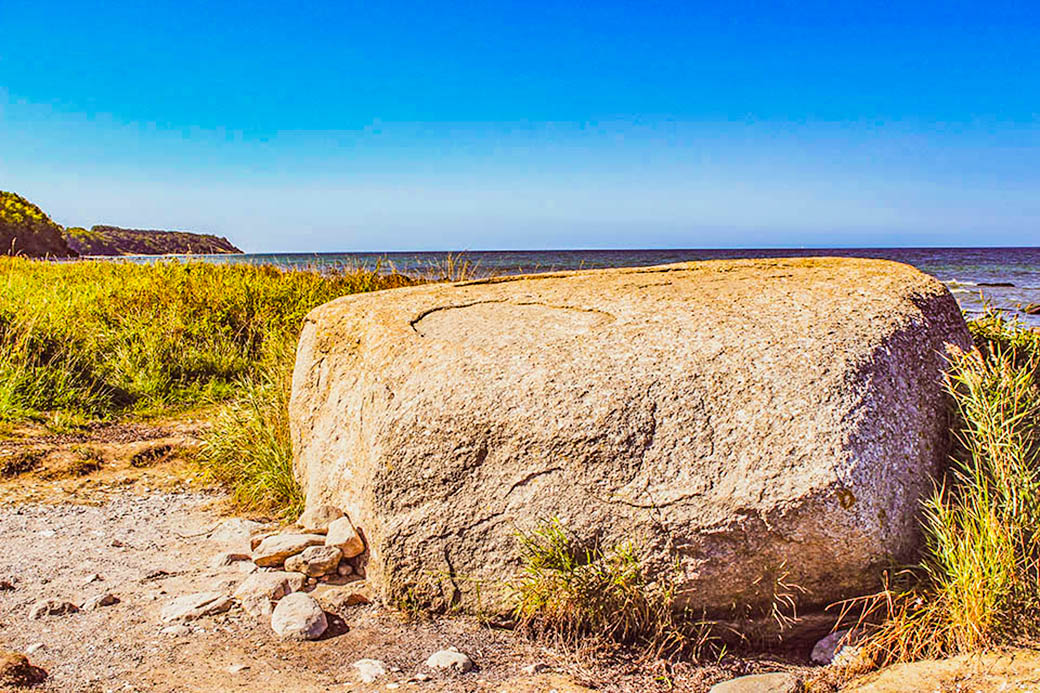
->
289, 258, 971, 622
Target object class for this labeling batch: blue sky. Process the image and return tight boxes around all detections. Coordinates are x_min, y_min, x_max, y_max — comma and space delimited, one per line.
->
1, 1, 1038, 251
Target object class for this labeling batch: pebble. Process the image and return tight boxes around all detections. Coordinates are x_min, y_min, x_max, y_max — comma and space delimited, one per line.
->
353, 658, 388, 683
709, 672, 800, 693
160, 625, 191, 636
270, 593, 327, 640
227, 664, 249, 674
407, 673, 431, 683
424, 648, 474, 673
82, 573, 103, 585
24, 643, 43, 655
522, 663, 549, 674
29, 599, 80, 619
337, 563, 353, 577
325, 516, 365, 558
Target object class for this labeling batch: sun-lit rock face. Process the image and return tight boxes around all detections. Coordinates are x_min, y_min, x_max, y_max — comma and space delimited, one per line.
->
290, 258, 971, 624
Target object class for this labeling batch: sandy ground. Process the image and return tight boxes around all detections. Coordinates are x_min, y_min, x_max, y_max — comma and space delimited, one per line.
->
0, 419, 792, 692
7, 418, 1037, 692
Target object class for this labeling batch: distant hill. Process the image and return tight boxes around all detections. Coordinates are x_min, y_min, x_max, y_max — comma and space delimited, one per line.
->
64, 226, 242, 256
0, 191, 76, 257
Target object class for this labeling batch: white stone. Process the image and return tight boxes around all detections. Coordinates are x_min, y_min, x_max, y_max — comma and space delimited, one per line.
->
270, 593, 327, 640
353, 658, 388, 683
424, 648, 474, 673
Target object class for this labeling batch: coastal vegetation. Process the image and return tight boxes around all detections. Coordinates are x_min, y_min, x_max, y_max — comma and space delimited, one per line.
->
64, 225, 242, 256
0, 256, 412, 514
0, 191, 74, 258
844, 309, 1040, 666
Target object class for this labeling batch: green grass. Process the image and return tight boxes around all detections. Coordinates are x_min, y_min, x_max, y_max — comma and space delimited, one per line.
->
840, 309, 1040, 667
0, 255, 414, 515
511, 518, 718, 660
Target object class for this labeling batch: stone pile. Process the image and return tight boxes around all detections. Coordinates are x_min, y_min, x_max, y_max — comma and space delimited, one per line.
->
161, 505, 370, 641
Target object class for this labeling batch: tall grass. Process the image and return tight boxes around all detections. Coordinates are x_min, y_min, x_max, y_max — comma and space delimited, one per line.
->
0, 256, 414, 515
841, 309, 1040, 666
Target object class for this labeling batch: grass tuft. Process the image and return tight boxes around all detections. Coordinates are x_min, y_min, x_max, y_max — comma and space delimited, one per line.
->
511, 518, 719, 661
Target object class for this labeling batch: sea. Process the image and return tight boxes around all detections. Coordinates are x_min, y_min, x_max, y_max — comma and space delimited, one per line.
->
149, 247, 1040, 327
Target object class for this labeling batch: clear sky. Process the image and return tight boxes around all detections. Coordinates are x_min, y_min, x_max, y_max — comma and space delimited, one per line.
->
1, 0, 1038, 252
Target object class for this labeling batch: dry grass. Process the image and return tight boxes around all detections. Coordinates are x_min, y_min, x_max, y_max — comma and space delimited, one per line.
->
835, 309, 1040, 668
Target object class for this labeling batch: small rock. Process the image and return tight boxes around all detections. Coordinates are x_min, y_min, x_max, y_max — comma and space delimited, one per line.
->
227, 664, 249, 674
0, 649, 47, 687
386, 684, 400, 690
160, 625, 191, 636
38, 530, 55, 538
709, 672, 800, 693
285, 545, 343, 577
110, 539, 125, 548
408, 673, 432, 683
82, 573, 103, 585
297, 504, 344, 534
29, 599, 79, 619
522, 663, 549, 675
251, 533, 325, 567
0, 579, 15, 591
210, 518, 264, 551
211, 552, 251, 568
234, 571, 305, 607
811, 628, 860, 665
325, 516, 365, 558
160, 592, 233, 623
24, 643, 43, 655
81, 592, 119, 610
425, 648, 474, 673
353, 658, 388, 683
337, 563, 353, 577
270, 593, 327, 640
310, 584, 371, 612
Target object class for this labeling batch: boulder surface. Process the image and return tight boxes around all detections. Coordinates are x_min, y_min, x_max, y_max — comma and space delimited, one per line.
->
290, 258, 971, 619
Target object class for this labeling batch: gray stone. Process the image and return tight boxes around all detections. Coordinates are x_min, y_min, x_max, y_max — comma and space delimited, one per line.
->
297, 504, 343, 534
284, 545, 342, 577
709, 672, 800, 693
424, 648, 474, 673
251, 533, 325, 568
812, 628, 861, 665
160, 592, 232, 623
290, 258, 971, 620
353, 658, 387, 683
324, 516, 365, 559
234, 571, 305, 618
270, 593, 327, 640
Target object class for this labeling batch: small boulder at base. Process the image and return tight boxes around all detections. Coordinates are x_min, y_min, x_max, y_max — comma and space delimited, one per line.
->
425, 648, 474, 673
251, 533, 325, 567
285, 545, 342, 577
812, 628, 861, 665
290, 258, 971, 621
234, 571, 305, 617
709, 673, 800, 693
324, 516, 365, 558
270, 593, 327, 640
297, 504, 343, 534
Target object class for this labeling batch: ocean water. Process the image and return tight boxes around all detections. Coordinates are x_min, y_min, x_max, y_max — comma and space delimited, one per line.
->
162, 247, 1040, 327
